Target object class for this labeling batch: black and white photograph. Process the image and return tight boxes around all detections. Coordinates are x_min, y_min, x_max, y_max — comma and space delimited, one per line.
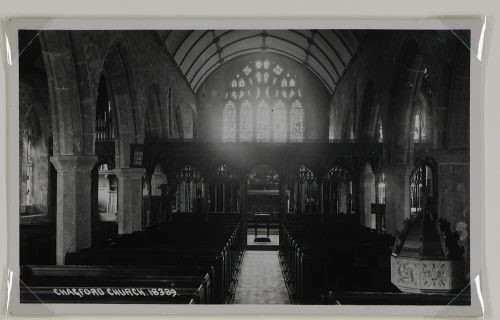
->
5, 18, 483, 316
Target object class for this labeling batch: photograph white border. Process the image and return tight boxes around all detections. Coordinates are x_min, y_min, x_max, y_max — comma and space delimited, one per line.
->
3, 17, 484, 317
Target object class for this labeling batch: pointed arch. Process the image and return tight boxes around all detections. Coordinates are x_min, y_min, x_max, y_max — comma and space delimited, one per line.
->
99, 40, 142, 167
39, 31, 89, 155
386, 37, 436, 162
145, 84, 165, 141
357, 80, 382, 142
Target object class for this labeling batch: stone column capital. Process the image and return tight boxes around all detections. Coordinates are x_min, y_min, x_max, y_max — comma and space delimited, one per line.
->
115, 167, 146, 179
50, 155, 98, 171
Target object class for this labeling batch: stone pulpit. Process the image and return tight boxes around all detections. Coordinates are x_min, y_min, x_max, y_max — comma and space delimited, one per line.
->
390, 209, 465, 294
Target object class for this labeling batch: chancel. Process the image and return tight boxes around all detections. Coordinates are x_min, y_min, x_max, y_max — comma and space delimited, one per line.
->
18, 29, 471, 305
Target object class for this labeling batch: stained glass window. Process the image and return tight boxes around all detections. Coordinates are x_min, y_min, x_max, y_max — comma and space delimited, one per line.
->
222, 101, 236, 142
222, 59, 305, 142
256, 100, 271, 142
289, 100, 304, 142
413, 110, 426, 142
376, 118, 384, 143
378, 173, 386, 204
239, 100, 253, 142
409, 163, 434, 216
413, 68, 430, 143
273, 100, 287, 142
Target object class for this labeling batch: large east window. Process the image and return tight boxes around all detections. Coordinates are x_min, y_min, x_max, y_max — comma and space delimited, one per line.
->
222, 59, 304, 142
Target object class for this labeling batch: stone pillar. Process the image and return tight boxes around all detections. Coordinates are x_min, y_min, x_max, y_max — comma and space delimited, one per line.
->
383, 163, 411, 234
116, 168, 146, 234
240, 179, 248, 247
50, 155, 97, 265
90, 166, 99, 247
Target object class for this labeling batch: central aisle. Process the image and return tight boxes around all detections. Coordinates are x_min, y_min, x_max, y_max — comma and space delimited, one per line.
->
233, 251, 291, 304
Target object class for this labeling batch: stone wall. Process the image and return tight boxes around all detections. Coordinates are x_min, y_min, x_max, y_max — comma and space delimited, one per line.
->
19, 77, 54, 224
329, 30, 471, 269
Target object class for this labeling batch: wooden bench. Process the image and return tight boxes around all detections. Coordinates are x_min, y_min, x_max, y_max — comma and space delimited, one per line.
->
20, 224, 56, 265
63, 221, 243, 304
279, 222, 395, 304
322, 290, 471, 305
20, 265, 208, 304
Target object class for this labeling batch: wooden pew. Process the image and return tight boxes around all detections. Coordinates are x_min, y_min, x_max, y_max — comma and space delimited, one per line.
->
279, 222, 395, 304
20, 265, 208, 304
322, 290, 471, 305
20, 224, 56, 265
66, 249, 225, 302
63, 221, 243, 304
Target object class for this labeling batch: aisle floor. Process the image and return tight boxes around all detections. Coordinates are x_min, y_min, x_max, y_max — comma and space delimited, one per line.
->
233, 251, 291, 304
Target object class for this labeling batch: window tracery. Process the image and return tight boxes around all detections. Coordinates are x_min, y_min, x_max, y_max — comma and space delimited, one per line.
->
409, 163, 435, 216
256, 101, 271, 142
239, 100, 253, 142
222, 59, 305, 142
378, 172, 386, 204
413, 68, 431, 143
413, 110, 426, 142
222, 101, 236, 142
376, 118, 384, 143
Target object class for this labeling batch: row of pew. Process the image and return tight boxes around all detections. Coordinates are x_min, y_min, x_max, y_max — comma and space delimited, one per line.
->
278, 221, 471, 305
278, 221, 396, 304
21, 220, 244, 304
20, 224, 56, 265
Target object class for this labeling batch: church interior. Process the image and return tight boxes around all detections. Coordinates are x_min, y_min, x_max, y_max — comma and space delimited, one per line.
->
18, 29, 471, 305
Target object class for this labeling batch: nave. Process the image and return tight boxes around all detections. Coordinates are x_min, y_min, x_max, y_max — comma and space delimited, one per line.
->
20, 213, 471, 305
233, 250, 290, 304
18, 28, 471, 306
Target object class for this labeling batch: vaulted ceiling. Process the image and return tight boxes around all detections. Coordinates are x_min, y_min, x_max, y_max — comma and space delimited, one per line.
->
156, 30, 364, 95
